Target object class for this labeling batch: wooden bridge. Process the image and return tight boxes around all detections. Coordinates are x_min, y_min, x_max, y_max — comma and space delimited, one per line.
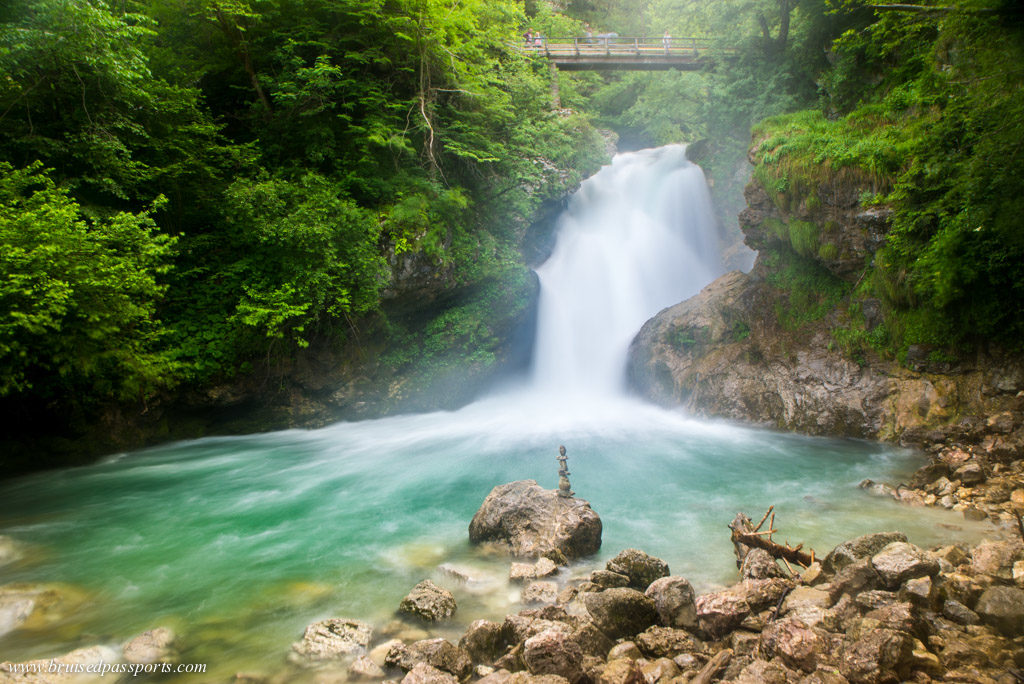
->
520, 36, 721, 71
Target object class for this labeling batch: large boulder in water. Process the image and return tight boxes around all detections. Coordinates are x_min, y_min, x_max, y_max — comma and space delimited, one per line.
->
469, 480, 602, 560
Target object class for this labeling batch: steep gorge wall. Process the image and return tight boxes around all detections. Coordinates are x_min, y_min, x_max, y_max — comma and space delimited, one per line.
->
628, 162, 1024, 455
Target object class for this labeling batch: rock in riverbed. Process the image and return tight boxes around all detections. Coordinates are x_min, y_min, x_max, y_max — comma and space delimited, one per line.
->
400, 580, 457, 622
469, 480, 601, 560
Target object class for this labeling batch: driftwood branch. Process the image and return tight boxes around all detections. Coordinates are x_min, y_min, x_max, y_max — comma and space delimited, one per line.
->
731, 506, 815, 568
691, 648, 732, 684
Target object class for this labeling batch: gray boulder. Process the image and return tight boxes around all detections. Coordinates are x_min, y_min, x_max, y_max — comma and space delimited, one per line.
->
740, 548, 785, 580
469, 480, 602, 559
289, 618, 373, 665
583, 588, 658, 639
589, 570, 629, 589
400, 580, 457, 622
644, 576, 697, 630
402, 662, 460, 684
759, 618, 822, 672
823, 532, 907, 574
522, 582, 559, 605
386, 638, 473, 679
869, 542, 939, 589
974, 585, 1024, 637
633, 626, 699, 659
695, 590, 750, 639
122, 627, 177, 665
523, 629, 584, 683
838, 628, 913, 683
605, 549, 670, 590
459, 619, 509, 665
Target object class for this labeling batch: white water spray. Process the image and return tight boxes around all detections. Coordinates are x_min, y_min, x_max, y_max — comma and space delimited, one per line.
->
529, 144, 723, 397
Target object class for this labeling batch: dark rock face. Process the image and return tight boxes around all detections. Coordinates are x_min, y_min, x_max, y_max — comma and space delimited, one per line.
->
469, 480, 602, 559
583, 588, 658, 640
605, 549, 670, 590
399, 581, 457, 622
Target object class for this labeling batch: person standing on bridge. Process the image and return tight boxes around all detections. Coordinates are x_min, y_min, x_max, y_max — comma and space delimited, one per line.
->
663, 29, 672, 53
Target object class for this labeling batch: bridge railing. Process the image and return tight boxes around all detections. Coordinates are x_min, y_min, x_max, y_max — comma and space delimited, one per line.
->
516, 36, 720, 59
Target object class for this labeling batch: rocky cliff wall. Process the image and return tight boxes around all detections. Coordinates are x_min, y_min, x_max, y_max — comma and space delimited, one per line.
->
628, 168, 1024, 456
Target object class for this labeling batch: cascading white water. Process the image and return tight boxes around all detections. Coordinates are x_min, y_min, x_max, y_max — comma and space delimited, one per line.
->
530, 145, 723, 397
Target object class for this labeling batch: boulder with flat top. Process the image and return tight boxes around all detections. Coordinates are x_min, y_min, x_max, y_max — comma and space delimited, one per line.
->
469, 480, 602, 560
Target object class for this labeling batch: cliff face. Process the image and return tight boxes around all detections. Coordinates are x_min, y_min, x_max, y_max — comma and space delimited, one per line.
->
628, 171, 1024, 452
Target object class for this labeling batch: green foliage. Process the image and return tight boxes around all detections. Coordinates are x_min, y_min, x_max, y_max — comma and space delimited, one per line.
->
764, 249, 850, 329
0, 163, 177, 401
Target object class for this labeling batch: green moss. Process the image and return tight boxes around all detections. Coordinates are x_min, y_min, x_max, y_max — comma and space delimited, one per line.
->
788, 220, 820, 258
764, 249, 850, 330
818, 242, 839, 260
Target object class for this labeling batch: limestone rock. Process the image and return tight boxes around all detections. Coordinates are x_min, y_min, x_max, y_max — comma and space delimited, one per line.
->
386, 638, 473, 679
469, 481, 602, 560
571, 621, 613, 659
740, 548, 785, 580
781, 586, 830, 628
589, 571, 629, 589
597, 658, 645, 684
522, 582, 559, 605
974, 585, 1024, 637
401, 662, 459, 684
644, 576, 697, 630
639, 657, 679, 683
605, 549, 670, 590
459, 619, 509, 665
122, 627, 177, 665
349, 655, 387, 679
869, 541, 939, 589
583, 588, 658, 639
633, 625, 699, 659
695, 589, 750, 639
732, 658, 794, 684
839, 628, 913, 683
400, 580, 456, 622
942, 599, 980, 626
824, 532, 907, 574
606, 642, 642, 661
289, 618, 373, 666
970, 538, 1022, 580
760, 618, 823, 672
523, 629, 584, 683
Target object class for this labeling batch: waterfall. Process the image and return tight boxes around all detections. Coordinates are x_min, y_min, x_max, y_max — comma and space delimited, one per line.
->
529, 145, 723, 397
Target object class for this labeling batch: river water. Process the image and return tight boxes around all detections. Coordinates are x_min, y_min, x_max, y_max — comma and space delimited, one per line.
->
0, 146, 986, 679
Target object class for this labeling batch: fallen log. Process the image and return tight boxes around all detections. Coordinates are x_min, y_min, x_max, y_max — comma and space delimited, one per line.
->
730, 506, 815, 568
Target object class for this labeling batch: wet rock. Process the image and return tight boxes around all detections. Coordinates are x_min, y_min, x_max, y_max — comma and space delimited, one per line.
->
349, 655, 387, 679
781, 586, 830, 628
289, 618, 373, 666
731, 658, 794, 684
838, 628, 913, 683
733, 578, 791, 612
695, 589, 751, 639
606, 642, 642, 661
522, 629, 584, 683
122, 627, 177, 665
970, 538, 1022, 580
644, 576, 697, 630
824, 532, 907, 574
571, 620, 613, 659
828, 559, 881, 602
583, 588, 658, 639
909, 463, 950, 489
862, 601, 916, 634
640, 657, 679, 683
399, 580, 457, 622
942, 599, 981, 626
386, 638, 473, 679
898, 576, 933, 608
0, 583, 88, 639
589, 571, 630, 589
760, 618, 823, 672
605, 549, 670, 590
369, 639, 403, 668
870, 542, 939, 589
469, 480, 602, 560
634, 626, 699, 659
597, 658, 645, 684
740, 548, 785, 580
954, 462, 986, 486
402, 662, 459, 684
460, 619, 510, 665
522, 582, 559, 606
512, 559, 559, 584
974, 585, 1024, 637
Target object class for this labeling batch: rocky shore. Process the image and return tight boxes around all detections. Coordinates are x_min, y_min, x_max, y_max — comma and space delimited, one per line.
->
3, 476, 1023, 684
